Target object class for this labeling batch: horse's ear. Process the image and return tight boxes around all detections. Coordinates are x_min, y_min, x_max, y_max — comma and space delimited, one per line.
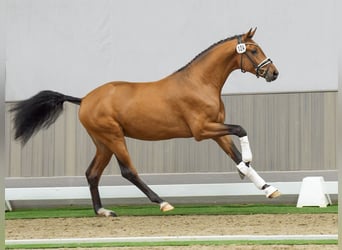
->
246, 27, 257, 38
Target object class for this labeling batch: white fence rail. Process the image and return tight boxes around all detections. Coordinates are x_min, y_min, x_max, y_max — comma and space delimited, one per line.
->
5, 181, 338, 211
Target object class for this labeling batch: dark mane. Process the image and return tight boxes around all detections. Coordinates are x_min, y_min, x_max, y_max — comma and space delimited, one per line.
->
175, 34, 241, 73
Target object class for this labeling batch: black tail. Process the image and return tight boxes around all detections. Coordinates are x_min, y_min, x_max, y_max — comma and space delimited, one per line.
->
10, 90, 82, 145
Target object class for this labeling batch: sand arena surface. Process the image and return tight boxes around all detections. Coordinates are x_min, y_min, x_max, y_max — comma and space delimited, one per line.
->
6, 213, 337, 249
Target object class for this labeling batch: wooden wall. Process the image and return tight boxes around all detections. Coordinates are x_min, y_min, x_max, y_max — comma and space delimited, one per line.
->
5, 91, 336, 177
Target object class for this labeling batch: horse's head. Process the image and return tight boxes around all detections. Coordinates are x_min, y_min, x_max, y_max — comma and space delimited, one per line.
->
236, 28, 279, 82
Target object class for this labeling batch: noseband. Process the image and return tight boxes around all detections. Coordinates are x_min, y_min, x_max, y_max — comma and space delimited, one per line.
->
236, 36, 272, 78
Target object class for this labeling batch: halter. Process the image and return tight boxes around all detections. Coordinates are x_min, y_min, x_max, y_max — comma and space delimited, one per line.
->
236, 36, 272, 78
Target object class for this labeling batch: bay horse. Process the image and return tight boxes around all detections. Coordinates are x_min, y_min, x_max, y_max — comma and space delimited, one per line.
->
11, 28, 280, 217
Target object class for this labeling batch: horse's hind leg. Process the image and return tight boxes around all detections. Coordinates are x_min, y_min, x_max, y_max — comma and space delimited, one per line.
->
86, 144, 116, 217
214, 135, 281, 199
105, 136, 174, 212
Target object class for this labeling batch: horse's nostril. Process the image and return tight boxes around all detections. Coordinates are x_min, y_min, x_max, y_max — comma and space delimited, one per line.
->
273, 71, 279, 79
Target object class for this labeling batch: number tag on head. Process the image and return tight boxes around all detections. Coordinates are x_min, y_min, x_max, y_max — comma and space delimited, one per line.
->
236, 43, 246, 54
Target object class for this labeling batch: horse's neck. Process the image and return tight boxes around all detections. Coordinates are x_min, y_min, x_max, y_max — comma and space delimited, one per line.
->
181, 42, 239, 93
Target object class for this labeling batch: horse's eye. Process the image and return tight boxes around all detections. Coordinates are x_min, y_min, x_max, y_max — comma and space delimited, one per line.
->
251, 49, 258, 55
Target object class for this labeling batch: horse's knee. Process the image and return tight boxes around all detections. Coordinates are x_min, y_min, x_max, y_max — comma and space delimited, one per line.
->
86, 164, 102, 187
238, 127, 247, 137
118, 160, 138, 182
230, 125, 247, 137
120, 165, 137, 182
86, 159, 98, 186
86, 171, 100, 186
86, 154, 111, 186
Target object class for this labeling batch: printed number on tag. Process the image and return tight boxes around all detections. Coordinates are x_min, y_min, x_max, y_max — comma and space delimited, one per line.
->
236, 43, 246, 54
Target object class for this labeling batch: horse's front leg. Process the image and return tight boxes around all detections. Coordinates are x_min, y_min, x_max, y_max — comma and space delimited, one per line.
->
194, 123, 252, 163
214, 135, 281, 199
221, 124, 253, 164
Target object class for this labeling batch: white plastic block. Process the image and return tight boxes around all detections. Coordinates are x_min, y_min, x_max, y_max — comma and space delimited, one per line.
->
5, 200, 12, 211
296, 176, 332, 208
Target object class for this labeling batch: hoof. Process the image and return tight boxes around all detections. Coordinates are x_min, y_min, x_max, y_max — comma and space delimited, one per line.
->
265, 186, 281, 199
97, 208, 117, 217
160, 202, 174, 212
269, 190, 281, 199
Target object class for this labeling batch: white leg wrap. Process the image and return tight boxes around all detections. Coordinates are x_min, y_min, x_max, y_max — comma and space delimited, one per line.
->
240, 136, 252, 163
97, 208, 115, 217
236, 162, 266, 190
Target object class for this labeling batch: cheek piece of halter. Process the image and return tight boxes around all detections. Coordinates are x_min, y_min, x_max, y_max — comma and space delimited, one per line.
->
236, 36, 272, 78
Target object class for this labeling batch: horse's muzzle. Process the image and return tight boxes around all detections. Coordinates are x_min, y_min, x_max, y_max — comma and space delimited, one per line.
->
264, 67, 279, 82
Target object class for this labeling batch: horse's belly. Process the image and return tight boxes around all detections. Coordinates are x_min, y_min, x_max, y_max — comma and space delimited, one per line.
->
122, 118, 192, 140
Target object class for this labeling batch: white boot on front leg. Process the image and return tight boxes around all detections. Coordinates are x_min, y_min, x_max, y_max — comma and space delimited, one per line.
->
237, 162, 265, 189
236, 162, 281, 198
240, 136, 253, 163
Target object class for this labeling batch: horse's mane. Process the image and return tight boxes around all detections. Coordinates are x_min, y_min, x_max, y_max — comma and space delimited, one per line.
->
175, 34, 241, 73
